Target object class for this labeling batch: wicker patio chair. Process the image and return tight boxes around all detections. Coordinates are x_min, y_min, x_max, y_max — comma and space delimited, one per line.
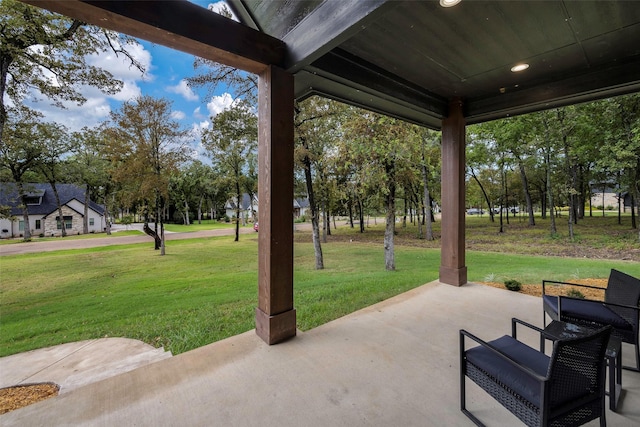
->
460, 323, 611, 427
542, 269, 640, 371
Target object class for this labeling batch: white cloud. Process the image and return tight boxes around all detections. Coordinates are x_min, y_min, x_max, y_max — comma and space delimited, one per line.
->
193, 107, 206, 120
208, 1, 238, 20
20, 40, 153, 132
109, 80, 143, 102
171, 110, 186, 120
26, 95, 112, 132
166, 80, 199, 102
206, 93, 235, 117
85, 40, 151, 103
88, 41, 153, 82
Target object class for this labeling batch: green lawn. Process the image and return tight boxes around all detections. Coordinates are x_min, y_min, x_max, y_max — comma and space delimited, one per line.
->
163, 220, 240, 232
1, 229, 639, 357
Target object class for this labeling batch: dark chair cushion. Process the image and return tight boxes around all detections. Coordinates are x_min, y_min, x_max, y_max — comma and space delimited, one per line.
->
466, 335, 549, 406
543, 295, 632, 331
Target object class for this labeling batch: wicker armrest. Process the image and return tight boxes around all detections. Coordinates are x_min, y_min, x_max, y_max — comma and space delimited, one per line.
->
511, 317, 560, 351
511, 317, 557, 340
460, 329, 548, 381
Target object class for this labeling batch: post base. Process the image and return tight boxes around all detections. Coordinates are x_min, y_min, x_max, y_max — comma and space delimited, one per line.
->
255, 307, 296, 345
439, 265, 468, 286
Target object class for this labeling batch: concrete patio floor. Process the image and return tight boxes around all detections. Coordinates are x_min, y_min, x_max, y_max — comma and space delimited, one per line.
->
2, 281, 638, 426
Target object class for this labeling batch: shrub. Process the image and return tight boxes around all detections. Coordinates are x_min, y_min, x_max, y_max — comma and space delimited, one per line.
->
504, 279, 522, 292
567, 289, 585, 299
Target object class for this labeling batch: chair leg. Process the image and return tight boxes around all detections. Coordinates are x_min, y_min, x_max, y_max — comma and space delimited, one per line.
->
622, 344, 640, 372
601, 390, 607, 427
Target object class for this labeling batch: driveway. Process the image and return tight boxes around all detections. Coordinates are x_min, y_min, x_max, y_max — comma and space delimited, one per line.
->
0, 224, 257, 256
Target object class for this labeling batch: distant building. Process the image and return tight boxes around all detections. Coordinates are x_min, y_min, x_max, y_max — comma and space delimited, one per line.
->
0, 183, 106, 238
224, 193, 258, 221
293, 198, 309, 218
225, 193, 310, 221
590, 186, 635, 213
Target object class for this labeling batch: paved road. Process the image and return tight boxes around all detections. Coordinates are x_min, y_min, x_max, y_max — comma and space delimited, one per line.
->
0, 225, 258, 256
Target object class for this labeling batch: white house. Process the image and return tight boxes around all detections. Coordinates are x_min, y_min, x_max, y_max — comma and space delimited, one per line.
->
0, 183, 106, 238
225, 193, 310, 222
224, 193, 259, 222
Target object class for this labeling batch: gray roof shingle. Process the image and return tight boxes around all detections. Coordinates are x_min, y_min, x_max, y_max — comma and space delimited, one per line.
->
0, 183, 105, 217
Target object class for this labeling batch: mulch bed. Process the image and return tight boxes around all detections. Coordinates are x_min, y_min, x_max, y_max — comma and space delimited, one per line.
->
479, 278, 608, 300
0, 383, 59, 414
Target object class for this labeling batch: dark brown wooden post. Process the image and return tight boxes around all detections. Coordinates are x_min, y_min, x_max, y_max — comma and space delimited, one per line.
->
439, 98, 468, 286
255, 65, 296, 344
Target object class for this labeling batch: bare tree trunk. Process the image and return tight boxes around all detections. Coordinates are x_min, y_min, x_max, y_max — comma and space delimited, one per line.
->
183, 200, 190, 225
516, 158, 535, 226
322, 203, 328, 243
422, 164, 434, 241
470, 167, 495, 222
234, 182, 241, 242
153, 201, 160, 249
302, 146, 324, 269
416, 189, 423, 238
160, 200, 166, 256
402, 195, 407, 228
83, 185, 90, 234
563, 140, 576, 241
50, 182, 67, 237
384, 161, 396, 271
542, 124, 557, 235
15, 181, 32, 240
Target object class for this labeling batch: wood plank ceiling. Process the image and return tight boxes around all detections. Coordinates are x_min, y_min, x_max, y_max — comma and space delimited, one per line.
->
231, 0, 640, 129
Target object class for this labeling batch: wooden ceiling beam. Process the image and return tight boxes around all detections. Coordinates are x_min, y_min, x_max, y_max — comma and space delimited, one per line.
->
281, 0, 395, 72
309, 49, 448, 118
22, 0, 286, 74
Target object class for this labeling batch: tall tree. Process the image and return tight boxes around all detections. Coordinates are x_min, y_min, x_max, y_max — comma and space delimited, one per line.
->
0, 0, 143, 141
202, 102, 257, 242
69, 127, 112, 234
420, 129, 440, 241
106, 95, 189, 254
37, 121, 73, 236
0, 108, 46, 240
598, 94, 640, 239
466, 132, 498, 222
344, 112, 416, 271
294, 97, 347, 269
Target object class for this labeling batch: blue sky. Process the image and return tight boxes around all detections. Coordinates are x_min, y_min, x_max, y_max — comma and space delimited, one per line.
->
27, 1, 237, 159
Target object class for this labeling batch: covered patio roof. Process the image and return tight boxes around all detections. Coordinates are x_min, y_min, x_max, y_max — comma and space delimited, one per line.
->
21, 0, 640, 345
30, 0, 640, 129
231, 0, 640, 129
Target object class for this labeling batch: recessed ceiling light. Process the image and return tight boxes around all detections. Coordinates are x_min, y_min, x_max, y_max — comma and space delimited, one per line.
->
440, 0, 462, 7
511, 63, 529, 72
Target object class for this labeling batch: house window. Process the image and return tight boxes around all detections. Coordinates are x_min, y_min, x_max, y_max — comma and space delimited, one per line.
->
25, 196, 41, 205
35, 220, 41, 230
57, 216, 73, 230
19, 220, 24, 231
89, 218, 95, 226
